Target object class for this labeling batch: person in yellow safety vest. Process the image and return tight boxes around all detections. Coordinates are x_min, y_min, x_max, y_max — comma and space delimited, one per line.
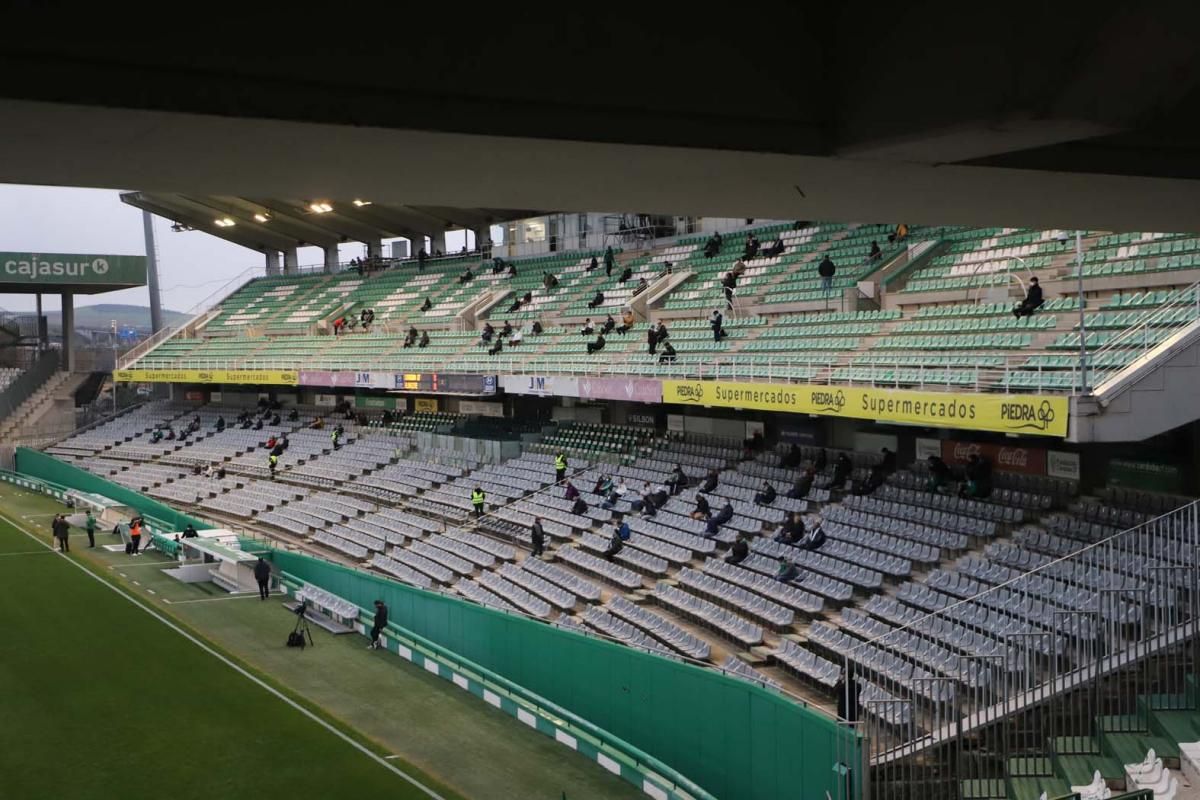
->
269, 453, 279, 478
471, 487, 486, 518
554, 452, 567, 483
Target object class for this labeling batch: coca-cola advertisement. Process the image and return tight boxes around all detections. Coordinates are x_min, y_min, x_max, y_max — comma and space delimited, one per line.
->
941, 439, 1046, 475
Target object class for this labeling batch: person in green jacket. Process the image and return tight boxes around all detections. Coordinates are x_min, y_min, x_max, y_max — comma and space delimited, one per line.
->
471, 487, 486, 519
85, 510, 97, 548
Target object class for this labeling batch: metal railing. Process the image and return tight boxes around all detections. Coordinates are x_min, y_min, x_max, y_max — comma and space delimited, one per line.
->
117, 265, 262, 369
1087, 276, 1200, 392
119, 352, 1097, 395
852, 499, 1200, 799
0, 349, 60, 422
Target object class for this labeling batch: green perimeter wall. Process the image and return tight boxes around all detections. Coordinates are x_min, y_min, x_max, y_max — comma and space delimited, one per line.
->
271, 549, 862, 800
14, 449, 862, 799
15, 447, 206, 532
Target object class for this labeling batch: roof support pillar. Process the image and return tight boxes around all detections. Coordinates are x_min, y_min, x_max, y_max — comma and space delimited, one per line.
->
61, 292, 74, 372
323, 245, 340, 274
365, 239, 383, 259
264, 250, 281, 276
283, 248, 299, 275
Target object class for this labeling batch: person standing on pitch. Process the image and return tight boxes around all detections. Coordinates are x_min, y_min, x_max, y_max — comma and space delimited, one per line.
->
554, 451, 568, 483
84, 510, 97, 548
129, 516, 143, 555
368, 599, 388, 649
531, 517, 545, 558
253, 557, 271, 600
52, 514, 69, 553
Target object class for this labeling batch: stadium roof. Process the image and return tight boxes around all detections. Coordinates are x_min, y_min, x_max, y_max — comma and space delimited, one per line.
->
4, 9, 1200, 230
119, 193, 545, 254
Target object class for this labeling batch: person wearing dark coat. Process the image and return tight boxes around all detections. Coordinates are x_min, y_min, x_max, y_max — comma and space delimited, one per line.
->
588, 291, 605, 309
818, 254, 836, 292
1013, 276, 1044, 318
775, 512, 805, 544
796, 523, 826, 552
52, 514, 70, 552
254, 557, 271, 600
667, 464, 688, 495
618, 266, 633, 283
814, 449, 828, 473
571, 497, 589, 516
600, 315, 616, 335
926, 455, 951, 492
787, 468, 816, 500
706, 502, 734, 535
368, 600, 388, 649
530, 518, 545, 557
604, 528, 623, 560
754, 481, 777, 506
868, 240, 882, 261
586, 334, 606, 354
781, 443, 803, 469
832, 453, 852, 489
725, 535, 750, 564
691, 494, 711, 520
647, 325, 659, 355
700, 469, 719, 494
722, 271, 737, 309
658, 342, 677, 364
603, 246, 615, 276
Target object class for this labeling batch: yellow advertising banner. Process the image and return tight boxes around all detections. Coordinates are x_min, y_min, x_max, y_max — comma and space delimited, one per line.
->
413, 397, 440, 413
113, 369, 299, 387
661, 380, 1069, 437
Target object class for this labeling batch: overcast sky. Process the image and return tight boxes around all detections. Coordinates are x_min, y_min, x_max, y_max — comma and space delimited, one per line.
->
0, 184, 468, 314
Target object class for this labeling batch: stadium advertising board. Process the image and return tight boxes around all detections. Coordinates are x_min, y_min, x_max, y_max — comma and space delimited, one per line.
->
578, 376, 663, 403
0, 251, 146, 289
661, 380, 1069, 437
940, 439, 1046, 475
299, 370, 357, 388
114, 368, 298, 386
413, 398, 439, 412
290, 370, 495, 394
500, 375, 579, 397
1047, 450, 1081, 481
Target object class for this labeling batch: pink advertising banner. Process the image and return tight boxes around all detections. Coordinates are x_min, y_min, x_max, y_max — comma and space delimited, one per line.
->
577, 377, 662, 403
298, 370, 357, 388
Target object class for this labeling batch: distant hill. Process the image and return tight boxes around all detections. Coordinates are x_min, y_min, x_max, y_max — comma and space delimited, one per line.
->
34, 304, 189, 333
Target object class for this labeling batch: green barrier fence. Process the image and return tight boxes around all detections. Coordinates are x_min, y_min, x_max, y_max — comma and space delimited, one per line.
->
270, 549, 863, 800
11, 450, 863, 799
15, 447, 206, 532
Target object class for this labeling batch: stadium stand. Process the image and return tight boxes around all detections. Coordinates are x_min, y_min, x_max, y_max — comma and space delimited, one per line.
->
44, 215, 1200, 799
115, 218, 1200, 401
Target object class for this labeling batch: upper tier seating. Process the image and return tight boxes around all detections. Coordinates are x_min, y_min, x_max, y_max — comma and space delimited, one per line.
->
123, 220, 1200, 395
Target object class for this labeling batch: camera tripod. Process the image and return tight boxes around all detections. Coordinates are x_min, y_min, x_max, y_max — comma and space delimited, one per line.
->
288, 601, 315, 648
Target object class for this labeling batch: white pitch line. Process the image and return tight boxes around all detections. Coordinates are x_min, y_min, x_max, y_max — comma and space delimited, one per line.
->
0, 508, 447, 800
165, 594, 266, 605
0, 550, 55, 557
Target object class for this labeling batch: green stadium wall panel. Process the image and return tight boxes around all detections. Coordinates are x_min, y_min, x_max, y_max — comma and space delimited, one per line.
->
13, 448, 206, 532
271, 551, 862, 800
277, 574, 710, 800
5, 451, 861, 799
